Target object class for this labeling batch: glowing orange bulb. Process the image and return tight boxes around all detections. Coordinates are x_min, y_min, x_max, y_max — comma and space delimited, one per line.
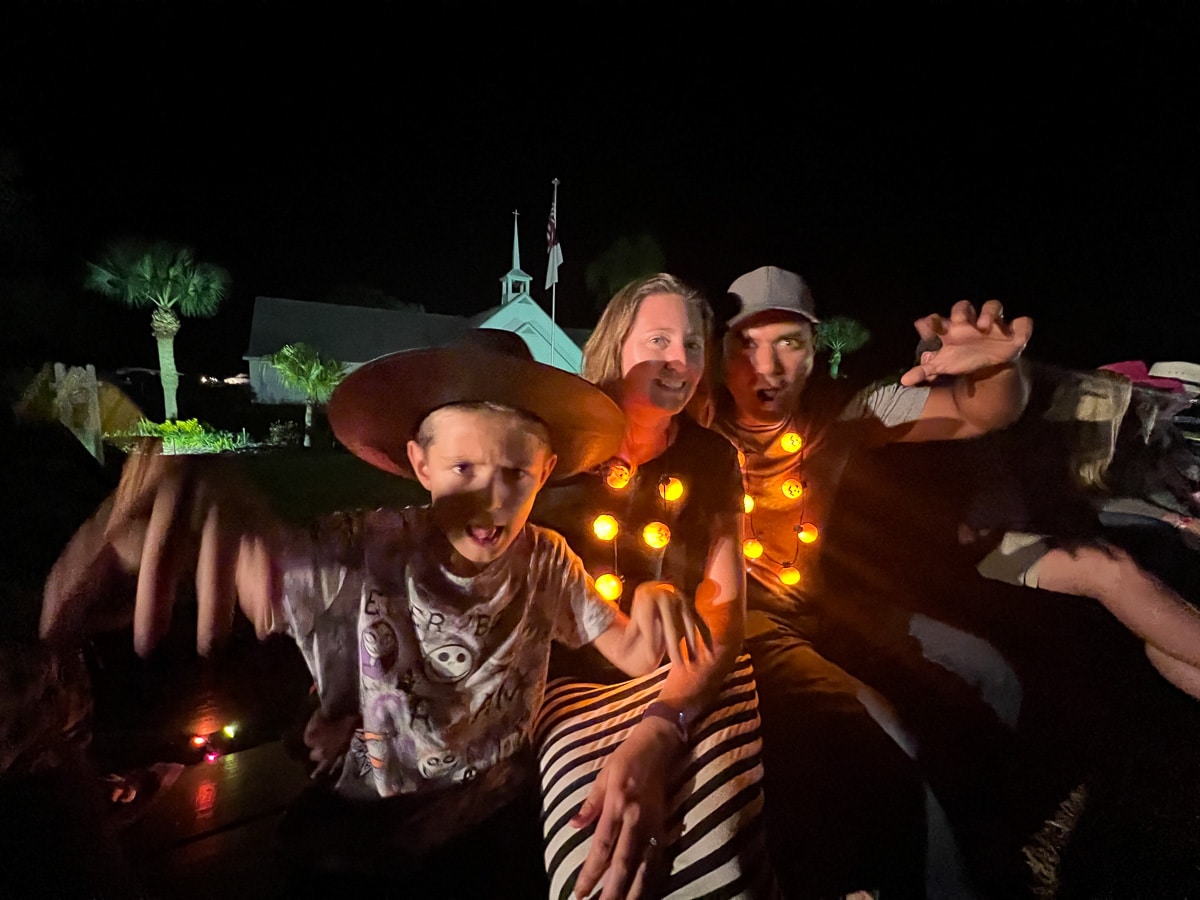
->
743, 494, 755, 514
658, 476, 684, 502
605, 461, 632, 490
798, 522, 819, 544
779, 565, 801, 585
642, 521, 671, 549
781, 432, 803, 453
782, 479, 804, 499
595, 573, 623, 603
736, 449, 747, 468
191, 735, 209, 748
742, 538, 764, 559
592, 514, 619, 541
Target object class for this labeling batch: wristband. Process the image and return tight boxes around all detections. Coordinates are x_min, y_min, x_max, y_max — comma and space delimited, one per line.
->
642, 700, 689, 744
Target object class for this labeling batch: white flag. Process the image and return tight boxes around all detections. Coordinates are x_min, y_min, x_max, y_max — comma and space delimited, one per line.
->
545, 194, 563, 289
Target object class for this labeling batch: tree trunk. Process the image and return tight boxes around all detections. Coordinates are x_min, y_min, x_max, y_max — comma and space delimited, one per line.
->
151, 307, 182, 420
829, 349, 843, 379
304, 402, 313, 448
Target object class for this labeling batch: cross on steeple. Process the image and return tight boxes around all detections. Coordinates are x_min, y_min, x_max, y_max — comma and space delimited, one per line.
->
500, 210, 532, 305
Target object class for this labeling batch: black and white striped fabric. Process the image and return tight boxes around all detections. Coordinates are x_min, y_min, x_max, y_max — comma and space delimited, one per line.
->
535, 655, 776, 899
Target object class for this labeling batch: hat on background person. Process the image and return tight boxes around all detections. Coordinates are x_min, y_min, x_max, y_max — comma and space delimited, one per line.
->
1148, 361, 1200, 398
1100, 360, 1186, 393
726, 266, 820, 328
328, 329, 625, 480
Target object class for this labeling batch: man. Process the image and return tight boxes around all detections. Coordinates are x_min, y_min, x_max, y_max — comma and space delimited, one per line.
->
709, 265, 1032, 899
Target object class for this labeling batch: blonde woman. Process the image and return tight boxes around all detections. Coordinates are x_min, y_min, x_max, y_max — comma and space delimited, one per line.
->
533, 274, 749, 899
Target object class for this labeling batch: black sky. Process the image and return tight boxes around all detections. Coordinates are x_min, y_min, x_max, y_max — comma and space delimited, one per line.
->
1, 2, 1197, 377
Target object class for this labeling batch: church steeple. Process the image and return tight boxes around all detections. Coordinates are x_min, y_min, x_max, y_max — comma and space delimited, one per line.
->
500, 209, 532, 305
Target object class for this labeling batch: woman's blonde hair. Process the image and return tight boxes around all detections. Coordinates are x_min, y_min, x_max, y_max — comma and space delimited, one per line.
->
581, 273, 715, 424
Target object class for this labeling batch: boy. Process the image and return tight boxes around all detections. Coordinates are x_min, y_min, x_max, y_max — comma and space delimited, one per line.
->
41, 331, 698, 888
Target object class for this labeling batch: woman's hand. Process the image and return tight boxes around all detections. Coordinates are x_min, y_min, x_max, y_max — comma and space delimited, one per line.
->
570, 718, 683, 900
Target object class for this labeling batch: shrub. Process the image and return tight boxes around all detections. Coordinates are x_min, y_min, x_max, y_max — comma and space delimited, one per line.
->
107, 418, 248, 455
268, 419, 302, 447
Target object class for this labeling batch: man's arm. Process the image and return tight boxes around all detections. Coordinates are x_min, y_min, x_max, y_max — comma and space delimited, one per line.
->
891, 298, 1033, 443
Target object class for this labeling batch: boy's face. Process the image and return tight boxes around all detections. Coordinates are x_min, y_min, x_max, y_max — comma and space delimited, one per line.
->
407, 407, 557, 574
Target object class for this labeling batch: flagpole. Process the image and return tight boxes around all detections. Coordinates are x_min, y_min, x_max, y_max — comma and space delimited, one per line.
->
550, 178, 559, 366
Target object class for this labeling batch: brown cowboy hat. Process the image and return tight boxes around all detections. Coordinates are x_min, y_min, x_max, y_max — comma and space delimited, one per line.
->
328, 329, 625, 479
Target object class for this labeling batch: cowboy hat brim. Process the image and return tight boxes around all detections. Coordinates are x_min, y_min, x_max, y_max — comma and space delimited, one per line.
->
328, 347, 625, 479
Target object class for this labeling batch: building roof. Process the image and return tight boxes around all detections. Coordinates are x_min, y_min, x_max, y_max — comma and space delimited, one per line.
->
244, 297, 470, 363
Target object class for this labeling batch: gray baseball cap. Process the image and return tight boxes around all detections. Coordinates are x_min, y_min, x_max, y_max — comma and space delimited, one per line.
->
726, 266, 819, 328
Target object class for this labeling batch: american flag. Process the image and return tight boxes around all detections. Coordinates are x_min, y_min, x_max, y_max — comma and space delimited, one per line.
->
545, 185, 563, 290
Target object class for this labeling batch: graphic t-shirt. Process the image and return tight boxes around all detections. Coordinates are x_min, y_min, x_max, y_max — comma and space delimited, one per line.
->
276, 507, 616, 800
711, 379, 929, 617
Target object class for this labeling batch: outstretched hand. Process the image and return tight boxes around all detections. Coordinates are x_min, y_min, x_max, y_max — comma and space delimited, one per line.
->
41, 441, 283, 657
901, 299, 1033, 387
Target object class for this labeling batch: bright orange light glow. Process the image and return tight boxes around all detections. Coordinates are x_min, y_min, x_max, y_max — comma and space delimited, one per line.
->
605, 462, 632, 490
194, 781, 217, 819
642, 521, 671, 549
782, 479, 804, 499
742, 538, 764, 559
595, 573, 623, 602
779, 565, 801, 585
592, 514, 619, 541
736, 449, 747, 468
781, 432, 803, 453
191, 735, 208, 748
743, 494, 755, 514
658, 476, 684, 502
798, 523, 819, 544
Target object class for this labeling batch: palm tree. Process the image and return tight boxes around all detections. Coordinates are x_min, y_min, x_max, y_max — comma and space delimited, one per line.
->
584, 233, 666, 311
815, 316, 871, 378
85, 241, 230, 420
267, 343, 346, 447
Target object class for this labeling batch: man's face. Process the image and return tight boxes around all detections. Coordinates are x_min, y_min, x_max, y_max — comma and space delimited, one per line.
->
407, 407, 557, 574
723, 313, 815, 425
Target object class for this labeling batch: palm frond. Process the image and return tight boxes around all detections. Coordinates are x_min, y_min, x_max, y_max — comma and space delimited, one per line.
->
84, 239, 229, 317
268, 343, 347, 403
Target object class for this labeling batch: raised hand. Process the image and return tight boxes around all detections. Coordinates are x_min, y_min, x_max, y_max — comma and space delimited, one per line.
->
41, 442, 284, 657
901, 299, 1033, 387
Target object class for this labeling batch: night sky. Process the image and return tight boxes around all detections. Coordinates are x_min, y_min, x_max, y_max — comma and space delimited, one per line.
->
2, 2, 1197, 378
